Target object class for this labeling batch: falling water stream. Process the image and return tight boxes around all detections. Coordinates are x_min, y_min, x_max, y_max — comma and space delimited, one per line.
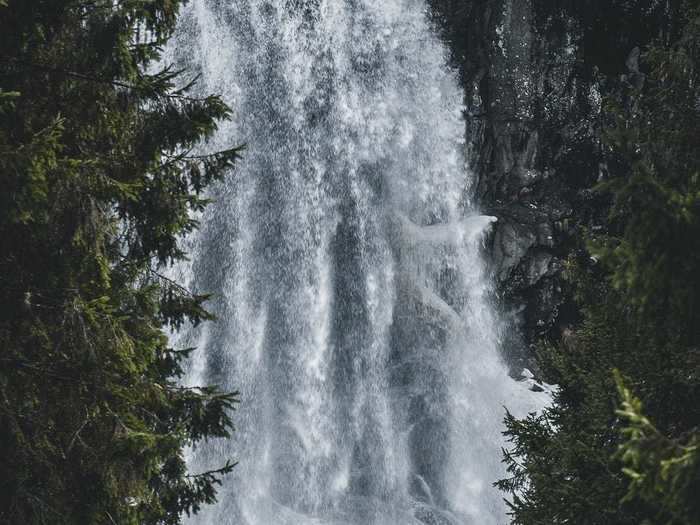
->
166, 1, 547, 523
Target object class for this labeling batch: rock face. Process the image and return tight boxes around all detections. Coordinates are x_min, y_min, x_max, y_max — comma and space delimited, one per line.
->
424, 0, 589, 370
427, 0, 677, 370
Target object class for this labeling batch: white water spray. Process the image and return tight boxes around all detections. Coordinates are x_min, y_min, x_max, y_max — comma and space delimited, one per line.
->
167, 1, 547, 523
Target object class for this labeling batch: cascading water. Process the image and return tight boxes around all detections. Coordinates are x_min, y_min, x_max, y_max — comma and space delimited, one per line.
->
166, 1, 548, 523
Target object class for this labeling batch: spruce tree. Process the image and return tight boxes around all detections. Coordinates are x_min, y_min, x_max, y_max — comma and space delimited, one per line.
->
0, 1, 241, 523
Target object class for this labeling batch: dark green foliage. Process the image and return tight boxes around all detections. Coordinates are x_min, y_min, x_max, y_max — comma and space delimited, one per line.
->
616, 373, 700, 525
0, 1, 241, 523
498, 5, 700, 525
497, 266, 653, 524
596, 9, 700, 334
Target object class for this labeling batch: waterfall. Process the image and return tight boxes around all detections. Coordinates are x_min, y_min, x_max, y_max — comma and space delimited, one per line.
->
166, 1, 547, 523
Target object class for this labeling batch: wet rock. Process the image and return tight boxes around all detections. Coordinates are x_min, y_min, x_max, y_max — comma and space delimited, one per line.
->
525, 250, 553, 286
413, 503, 461, 525
410, 474, 435, 505
491, 220, 536, 281
428, 0, 609, 368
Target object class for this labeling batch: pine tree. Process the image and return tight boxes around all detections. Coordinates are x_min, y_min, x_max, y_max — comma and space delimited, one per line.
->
0, 1, 242, 523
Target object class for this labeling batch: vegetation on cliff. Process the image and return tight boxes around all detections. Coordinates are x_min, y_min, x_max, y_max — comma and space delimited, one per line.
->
497, 5, 700, 524
0, 1, 240, 523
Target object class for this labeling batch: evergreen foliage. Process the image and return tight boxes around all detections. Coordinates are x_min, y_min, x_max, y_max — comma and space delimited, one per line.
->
498, 5, 700, 524
0, 1, 241, 523
615, 372, 700, 525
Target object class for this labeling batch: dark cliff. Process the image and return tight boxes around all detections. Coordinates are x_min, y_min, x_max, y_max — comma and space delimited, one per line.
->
427, 0, 682, 372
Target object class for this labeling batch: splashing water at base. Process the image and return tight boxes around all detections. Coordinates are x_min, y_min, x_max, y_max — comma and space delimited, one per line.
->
166, 1, 548, 523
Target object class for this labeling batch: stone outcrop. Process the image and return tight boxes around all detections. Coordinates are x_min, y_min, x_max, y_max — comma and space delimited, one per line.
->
427, 0, 674, 370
